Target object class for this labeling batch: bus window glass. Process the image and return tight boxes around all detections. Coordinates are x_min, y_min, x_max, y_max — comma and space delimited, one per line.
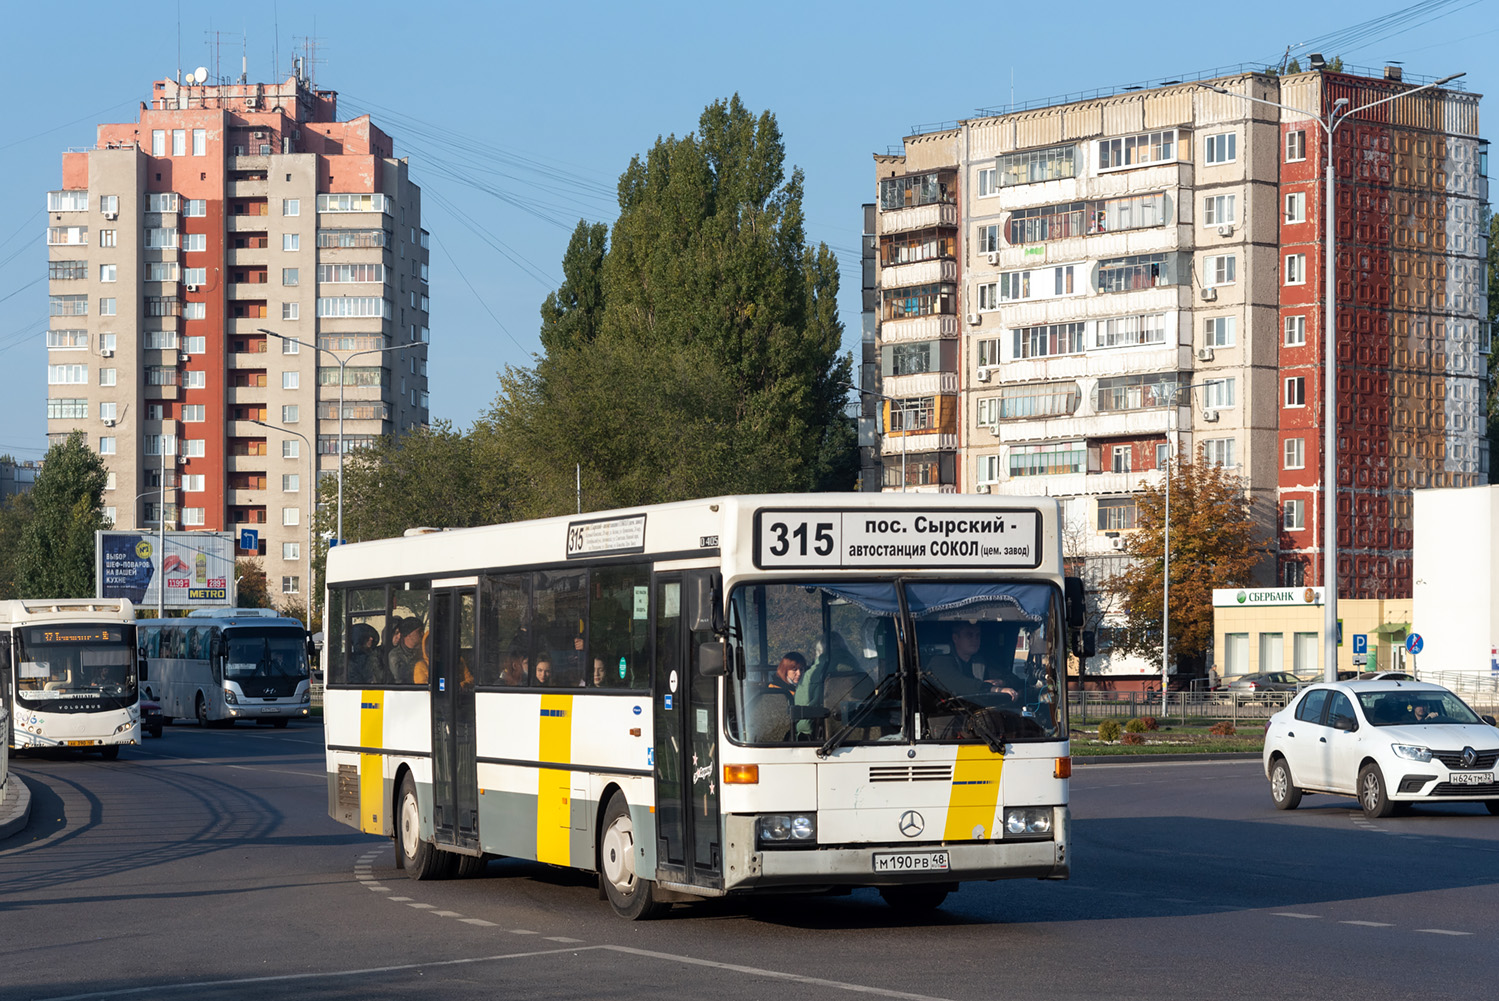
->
910, 582, 1064, 741
387, 583, 430, 686
588, 564, 651, 689
341, 587, 386, 686
15, 626, 137, 702
324, 587, 345, 683
479, 574, 531, 686
533, 570, 586, 687
223, 629, 310, 691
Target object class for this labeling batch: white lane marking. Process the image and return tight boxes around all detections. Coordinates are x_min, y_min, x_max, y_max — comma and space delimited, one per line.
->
407, 903, 435, 909
546, 937, 584, 943
1340, 920, 1393, 927
432, 911, 464, 918
1273, 913, 1320, 919
600, 945, 959, 1001
1416, 929, 1473, 936
366, 886, 390, 892
35, 945, 596, 1000
388, 896, 412, 902
509, 929, 539, 935
460, 919, 497, 926
224, 764, 325, 778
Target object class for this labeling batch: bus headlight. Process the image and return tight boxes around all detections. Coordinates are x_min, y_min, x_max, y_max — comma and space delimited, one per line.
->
114, 721, 134, 734
1004, 807, 1054, 837
223, 689, 239, 705
757, 814, 816, 846
300, 690, 311, 704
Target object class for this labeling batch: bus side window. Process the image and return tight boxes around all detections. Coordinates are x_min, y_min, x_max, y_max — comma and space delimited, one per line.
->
324, 588, 346, 685
479, 573, 530, 686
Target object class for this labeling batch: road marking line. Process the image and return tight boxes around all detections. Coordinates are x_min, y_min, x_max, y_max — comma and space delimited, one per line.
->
1416, 929, 1473, 936
599, 945, 959, 1000
366, 886, 390, 892
546, 936, 584, 943
509, 929, 539, 935
432, 911, 463, 917
1272, 913, 1320, 919
407, 902, 435, 909
460, 919, 497, 926
388, 896, 412, 902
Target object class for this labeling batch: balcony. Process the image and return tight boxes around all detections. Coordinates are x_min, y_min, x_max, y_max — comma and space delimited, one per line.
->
879, 314, 960, 343
881, 202, 958, 235
881, 259, 957, 288
884, 372, 959, 396
227, 488, 264, 507
225, 454, 270, 473
881, 432, 958, 456
228, 282, 272, 300
227, 216, 269, 233
145, 383, 179, 401
228, 155, 271, 172
227, 178, 268, 198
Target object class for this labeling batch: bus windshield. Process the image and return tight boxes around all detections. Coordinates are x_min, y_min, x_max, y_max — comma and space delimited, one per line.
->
15, 625, 137, 702
224, 629, 309, 682
726, 580, 1064, 747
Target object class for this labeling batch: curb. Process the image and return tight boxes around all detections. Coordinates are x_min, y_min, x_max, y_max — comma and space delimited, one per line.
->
1072, 752, 1263, 765
0, 774, 33, 841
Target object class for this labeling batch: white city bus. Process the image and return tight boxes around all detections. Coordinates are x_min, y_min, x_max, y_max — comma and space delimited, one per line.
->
138, 609, 312, 727
323, 494, 1085, 918
2, 599, 142, 759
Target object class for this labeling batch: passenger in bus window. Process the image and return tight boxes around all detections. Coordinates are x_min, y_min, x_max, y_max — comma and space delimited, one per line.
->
590, 658, 607, 687
768, 652, 806, 696
533, 656, 553, 686
387, 617, 422, 684
500, 643, 528, 686
349, 624, 380, 684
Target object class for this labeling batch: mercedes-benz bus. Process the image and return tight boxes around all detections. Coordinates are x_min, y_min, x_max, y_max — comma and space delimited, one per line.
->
322, 494, 1086, 918
138, 608, 312, 727
2, 599, 141, 759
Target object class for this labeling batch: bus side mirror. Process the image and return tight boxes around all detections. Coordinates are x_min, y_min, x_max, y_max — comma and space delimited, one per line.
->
1072, 630, 1096, 659
1064, 577, 1086, 631
691, 574, 726, 635
698, 641, 726, 677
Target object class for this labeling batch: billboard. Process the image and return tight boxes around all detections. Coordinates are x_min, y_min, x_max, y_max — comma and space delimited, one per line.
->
95, 530, 236, 609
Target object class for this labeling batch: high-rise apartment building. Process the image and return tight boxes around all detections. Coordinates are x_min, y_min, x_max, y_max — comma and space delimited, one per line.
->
868, 67, 1487, 675
46, 69, 430, 601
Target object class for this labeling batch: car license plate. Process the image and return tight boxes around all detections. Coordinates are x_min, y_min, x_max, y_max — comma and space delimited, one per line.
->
872, 851, 950, 873
1450, 771, 1494, 785
65, 740, 93, 746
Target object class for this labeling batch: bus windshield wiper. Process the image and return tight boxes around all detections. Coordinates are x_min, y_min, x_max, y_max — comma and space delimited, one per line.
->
919, 675, 1006, 755
817, 672, 902, 758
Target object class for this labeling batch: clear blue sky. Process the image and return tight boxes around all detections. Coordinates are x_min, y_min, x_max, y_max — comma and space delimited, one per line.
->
1, 0, 1492, 461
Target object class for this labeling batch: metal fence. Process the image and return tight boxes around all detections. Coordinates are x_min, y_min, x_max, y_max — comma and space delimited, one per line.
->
1069, 690, 1293, 725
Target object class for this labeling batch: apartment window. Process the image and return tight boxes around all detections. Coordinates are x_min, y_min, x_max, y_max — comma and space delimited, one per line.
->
1203, 378, 1235, 409
1283, 500, 1305, 531
1284, 437, 1305, 469
281, 332, 300, 351
1284, 254, 1306, 285
317, 228, 389, 249
183, 233, 206, 252
1286, 130, 1306, 162
1095, 372, 1179, 413
185, 336, 205, 353
1010, 441, 1086, 477
978, 453, 1008, 485
146, 296, 181, 317
98, 402, 117, 422
98, 264, 117, 283
282, 268, 299, 286
151, 130, 165, 156
172, 130, 186, 156
999, 271, 1029, 301
1095, 313, 1167, 349
183, 199, 206, 217
283, 233, 300, 251
881, 340, 946, 377
997, 145, 1077, 187
48, 364, 88, 385
282, 576, 300, 595
98, 230, 116, 248
50, 294, 88, 316
1204, 316, 1235, 348
977, 166, 998, 197
282, 542, 301, 561
182, 370, 205, 389
1091, 192, 1167, 233
976, 338, 1001, 368
283, 473, 300, 492
1097, 254, 1169, 293
1006, 202, 1084, 244
1097, 130, 1179, 170
317, 263, 385, 283
183, 475, 205, 492
192, 129, 206, 155
1203, 438, 1237, 467
1285, 191, 1306, 223
99, 436, 116, 455
281, 371, 299, 390
1097, 497, 1138, 531
283, 198, 300, 216
317, 297, 391, 319
47, 398, 87, 419
146, 193, 179, 212
1204, 254, 1236, 286
1110, 445, 1132, 473
1203, 194, 1236, 226
183, 439, 205, 457
146, 262, 179, 282
888, 397, 935, 432
100, 195, 118, 215
97, 334, 116, 355
1013, 322, 1086, 359
183, 508, 206, 527
1204, 132, 1237, 164
877, 172, 953, 210
146, 405, 163, 420
1284, 315, 1306, 346
144, 227, 179, 249
1054, 265, 1075, 295
99, 298, 116, 316
976, 382, 1081, 424
181, 405, 205, 422
977, 283, 999, 310
47, 226, 88, 246
46, 329, 88, 349
144, 434, 177, 455
880, 283, 954, 322
978, 224, 1001, 253
99, 368, 116, 387
280, 507, 299, 527
281, 405, 299, 423
282, 440, 299, 458
1285, 376, 1306, 407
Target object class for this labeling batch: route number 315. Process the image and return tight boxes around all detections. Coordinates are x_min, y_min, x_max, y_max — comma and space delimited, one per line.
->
765, 519, 835, 558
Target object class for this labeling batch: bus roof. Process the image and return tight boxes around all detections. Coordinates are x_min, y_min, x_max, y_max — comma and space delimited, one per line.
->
139, 609, 306, 630
0, 598, 135, 625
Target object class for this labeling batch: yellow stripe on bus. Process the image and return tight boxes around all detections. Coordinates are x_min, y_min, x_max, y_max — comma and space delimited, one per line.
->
359, 691, 385, 835
535, 694, 574, 866
943, 744, 1003, 841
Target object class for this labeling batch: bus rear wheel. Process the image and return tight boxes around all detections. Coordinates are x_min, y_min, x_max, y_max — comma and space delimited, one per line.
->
878, 883, 951, 912
599, 793, 665, 920
397, 773, 451, 880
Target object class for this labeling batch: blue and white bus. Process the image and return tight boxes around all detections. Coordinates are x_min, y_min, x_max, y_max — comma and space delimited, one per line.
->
138, 609, 312, 727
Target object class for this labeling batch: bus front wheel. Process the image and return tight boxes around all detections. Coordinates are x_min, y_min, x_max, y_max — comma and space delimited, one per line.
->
878, 883, 951, 912
599, 793, 665, 920
196, 694, 209, 727
397, 774, 451, 880
99, 745, 120, 761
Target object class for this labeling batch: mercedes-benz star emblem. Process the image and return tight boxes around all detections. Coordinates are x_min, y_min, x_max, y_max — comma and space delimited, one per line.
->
898, 810, 925, 838
1462, 746, 1478, 769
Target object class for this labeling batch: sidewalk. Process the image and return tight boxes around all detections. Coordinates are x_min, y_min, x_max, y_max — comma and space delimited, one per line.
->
0, 773, 33, 840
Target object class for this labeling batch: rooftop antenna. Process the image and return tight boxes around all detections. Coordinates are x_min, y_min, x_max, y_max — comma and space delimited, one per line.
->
176, 0, 182, 84
240, 28, 247, 84
274, 0, 280, 82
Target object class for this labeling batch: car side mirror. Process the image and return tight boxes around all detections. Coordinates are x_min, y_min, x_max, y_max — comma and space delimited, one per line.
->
1331, 715, 1357, 732
1483, 714, 1497, 727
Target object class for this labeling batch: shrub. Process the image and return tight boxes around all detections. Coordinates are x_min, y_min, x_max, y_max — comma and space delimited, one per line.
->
1208, 720, 1237, 736
1124, 717, 1148, 733
1098, 719, 1122, 741
1120, 732, 1145, 746
1138, 715, 1159, 731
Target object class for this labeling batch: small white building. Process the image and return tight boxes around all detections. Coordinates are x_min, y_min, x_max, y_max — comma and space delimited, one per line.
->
1412, 485, 1499, 680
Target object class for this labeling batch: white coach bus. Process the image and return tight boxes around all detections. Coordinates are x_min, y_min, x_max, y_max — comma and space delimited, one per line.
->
137, 609, 312, 727
2, 599, 141, 759
322, 494, 1086, 918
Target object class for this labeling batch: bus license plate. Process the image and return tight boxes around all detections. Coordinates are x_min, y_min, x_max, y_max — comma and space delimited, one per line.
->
872, 851, 950, 873
65, 740, 93, 746
1450, 771, 1493, 785
260, 707, 281, 714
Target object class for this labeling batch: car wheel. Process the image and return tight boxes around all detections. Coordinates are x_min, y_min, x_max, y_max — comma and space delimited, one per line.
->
1270, 757, 1302, 810
599, 793, 666, 920
1359, 763, 1396, 819
1484, 800, 1499, 816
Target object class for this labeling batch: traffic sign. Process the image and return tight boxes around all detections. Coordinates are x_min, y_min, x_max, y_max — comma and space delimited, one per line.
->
1352, 634, 1368, 655
1405, 633, 1424, 655
239, 528, 259, 552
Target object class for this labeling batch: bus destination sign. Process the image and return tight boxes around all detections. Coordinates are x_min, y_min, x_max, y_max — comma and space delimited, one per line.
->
754, 509, 1042, 570
566, 514, 647, 559
25, 627, 125, 645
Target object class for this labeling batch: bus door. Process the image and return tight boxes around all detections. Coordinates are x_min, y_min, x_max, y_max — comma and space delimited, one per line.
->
651, 570, 722, 890
429, 587, 479, 852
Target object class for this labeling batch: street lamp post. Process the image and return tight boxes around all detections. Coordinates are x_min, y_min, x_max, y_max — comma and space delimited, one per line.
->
257, 328, 423, 546
841, 382, 908, 492
250, 419, 315, 630
1202, 71, 1463, 683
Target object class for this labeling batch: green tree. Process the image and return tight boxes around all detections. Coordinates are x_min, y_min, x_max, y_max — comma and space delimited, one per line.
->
1105, 450, 1263, 668
488, 95, 855, 516
0, 492, 35, 600
15, 432, 108, 598
236, 557, 273, 609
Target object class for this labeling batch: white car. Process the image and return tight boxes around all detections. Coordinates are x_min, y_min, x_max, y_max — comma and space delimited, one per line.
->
1263, 680, 1499, 818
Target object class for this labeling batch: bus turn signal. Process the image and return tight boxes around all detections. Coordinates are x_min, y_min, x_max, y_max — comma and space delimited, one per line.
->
723, 764, 759, 784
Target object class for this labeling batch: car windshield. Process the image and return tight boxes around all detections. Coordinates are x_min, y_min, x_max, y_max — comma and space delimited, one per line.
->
14, 625, 137, 701
1355, 689, 1482, 726
725, 580, 1065, 747
224, 628, 309, 681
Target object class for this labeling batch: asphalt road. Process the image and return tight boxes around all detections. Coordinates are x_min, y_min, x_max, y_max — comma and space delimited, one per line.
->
2, 724, 1497, 1001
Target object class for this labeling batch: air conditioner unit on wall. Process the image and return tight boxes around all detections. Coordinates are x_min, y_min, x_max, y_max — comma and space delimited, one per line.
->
102, 419, 116, 427
1201, 408, 1219, 422
1197, 347, 1215, 362
976, 367, 991, 383
100, 348, 114, 358
975, 483, 990, 494
253, 131, 267, 140
1111, 536, 1126, 551
966, 312, 982, 326
104, 211, 117, 220
1217, 224, 1234, 237
1200, 287, 1218, 301
185, 284, 199, 292
986, 252, 1000, 265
